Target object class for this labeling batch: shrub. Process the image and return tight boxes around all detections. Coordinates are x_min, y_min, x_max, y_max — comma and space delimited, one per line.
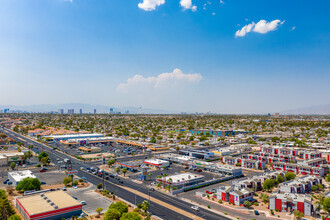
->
224, 212, 227, 215
207, 205, 211, 209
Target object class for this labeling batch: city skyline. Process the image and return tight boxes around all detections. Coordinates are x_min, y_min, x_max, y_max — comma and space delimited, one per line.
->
0, 0, 329, 114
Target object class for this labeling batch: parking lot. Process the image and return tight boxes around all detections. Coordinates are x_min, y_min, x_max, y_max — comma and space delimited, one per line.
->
128, 163, 223, 185
66, 184, 112, 215
33, 170, 71, 185
47, 141, 146, 159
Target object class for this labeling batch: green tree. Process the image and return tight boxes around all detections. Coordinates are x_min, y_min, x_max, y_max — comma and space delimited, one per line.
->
263, 179, 275, 190
122, 168, 127, 177
141, 200, 149, 212
284, 172, 296, 181
326, 174, 330, 182
0, 189, 15, 219
150, 136, 156, 143
8, 214, 21, 220
25, 151, 33, 160
97, 183, 103, 190
276, 175, 284, 184
175, 146, 180, 153
38, 151, 49, 161
16, 177, 41, 192
293, 210, 304, 220
120, 212, 142, 220
10, 162, 16, 170
107, 159, 116, 167
109, 201, 128, 216
148, 173, 152, 181
95, 207, 103, 215
40, 156, 50, 166
104, 208, 121, 220
243, 200, 252, 208
312, 185, 319, 192
116, 167, 121, 174
260, 193, 269, 203
322, 197, 330, 214
63, 177, 72, 186
72, 180, 78, 186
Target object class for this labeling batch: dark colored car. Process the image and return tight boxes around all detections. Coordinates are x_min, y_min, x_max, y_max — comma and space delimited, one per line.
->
119, 180, 123, 184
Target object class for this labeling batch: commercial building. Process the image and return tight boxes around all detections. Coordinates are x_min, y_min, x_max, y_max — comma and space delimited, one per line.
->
16, 190, 82, 220
78, 146, 101, 153
8, 170, 37, 187
157, 173, 204, 188
269, 193, 313, 216
45, 133, 104, 141
60, 137, 114, 146
178, 149, 214, 159
93, 109, 96, 114
116, 161, 143, 172
79, 109, 82, 114
157, 153, 243, 177
0, 152, 25, 166
58, 109, 64, 114
68, 109, 74, 114
190, 129, 235, 137
144, 159, 170, 168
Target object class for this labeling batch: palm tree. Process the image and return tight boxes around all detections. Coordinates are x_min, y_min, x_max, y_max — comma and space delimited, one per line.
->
162, 173, 168, 188
122, 168, 127, 176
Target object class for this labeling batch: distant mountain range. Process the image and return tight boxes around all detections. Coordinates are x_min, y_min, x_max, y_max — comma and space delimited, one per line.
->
281, 104, 330, 115
0, 103, 172, 114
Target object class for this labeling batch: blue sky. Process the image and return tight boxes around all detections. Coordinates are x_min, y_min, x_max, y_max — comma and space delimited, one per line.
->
0, 0, 329, 113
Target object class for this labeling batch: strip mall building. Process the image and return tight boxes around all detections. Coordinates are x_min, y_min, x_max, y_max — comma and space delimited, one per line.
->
16, 191, 82, 220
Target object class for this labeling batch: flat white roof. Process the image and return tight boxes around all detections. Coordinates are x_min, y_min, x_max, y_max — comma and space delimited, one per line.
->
8, 170, 36, 182
144, 159, 169, 165
46, 134, 104, 139
161, 173, 204, 183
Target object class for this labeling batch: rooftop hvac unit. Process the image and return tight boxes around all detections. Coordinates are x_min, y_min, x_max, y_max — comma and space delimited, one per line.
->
40, 193, 44, 196
53, 205, 58, 209
50, 202, 54, 206
46, 199, 51, 203
43, 196, 48, 200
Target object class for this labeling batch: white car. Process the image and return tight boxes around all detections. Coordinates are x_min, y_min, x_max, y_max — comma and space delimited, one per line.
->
191, 206, 200, 211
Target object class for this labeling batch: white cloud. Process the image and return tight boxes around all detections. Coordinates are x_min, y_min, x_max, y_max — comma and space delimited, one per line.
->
180, 0, 197, 11
212, 12, 216, 15
235, 22, 255, 37
291, 26, 296, 31
117, 68, 202, 92
253, 19, 284, 34
220, 0, 225, 4
235, 19, 284, 37
138, 0, 165, 11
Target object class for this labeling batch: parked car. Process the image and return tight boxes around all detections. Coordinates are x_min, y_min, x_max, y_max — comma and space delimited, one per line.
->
7, 182, 12, 185
191, 206, 200, 211
41, 181, 47, 185
62, 187, 67, 191
150, 188, 155, 191
73, 185, 78, 189
206, 190, 213, 194
81, 201, 87, 205
196, 169, 202, 172
40, 168, 47, 172
119, 180, 123, 184
3, 179, 9, 184
254, 210, 260, 215
72, 196, 78, 200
